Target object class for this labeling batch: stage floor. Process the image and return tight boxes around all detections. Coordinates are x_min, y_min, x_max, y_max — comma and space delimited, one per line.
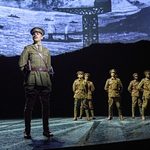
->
0, 116, 150, 150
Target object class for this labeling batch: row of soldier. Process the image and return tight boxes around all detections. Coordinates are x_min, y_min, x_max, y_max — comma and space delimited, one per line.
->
72, 69, 150, 121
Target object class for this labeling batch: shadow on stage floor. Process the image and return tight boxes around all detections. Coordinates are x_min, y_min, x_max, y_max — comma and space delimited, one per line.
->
0, 116, 150, 150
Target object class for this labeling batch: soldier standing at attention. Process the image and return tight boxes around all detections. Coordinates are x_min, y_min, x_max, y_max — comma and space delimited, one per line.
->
79, 73, 96, 119
128, 73, 142, 119
104, 69, 124, 120
72, 71, 90, 121
138, 70, 150, 120
19, 27, 53, 139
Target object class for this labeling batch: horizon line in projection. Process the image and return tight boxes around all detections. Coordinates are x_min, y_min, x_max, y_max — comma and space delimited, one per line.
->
0, 0, 150, 57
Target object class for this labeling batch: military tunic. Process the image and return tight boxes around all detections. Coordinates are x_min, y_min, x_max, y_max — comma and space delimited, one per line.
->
19, 44, 52, 90
87, 81, 95, 100
86, 81, 95, 110
128, 80, 142, 117
86, 80, 95, 119
72, 78, 89, 119
73, 78, 87, 99
138, 78, 150, 116
104, 77, 123, 117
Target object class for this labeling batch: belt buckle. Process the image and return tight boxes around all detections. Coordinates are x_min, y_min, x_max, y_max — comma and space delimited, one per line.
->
39, 68, 42, 71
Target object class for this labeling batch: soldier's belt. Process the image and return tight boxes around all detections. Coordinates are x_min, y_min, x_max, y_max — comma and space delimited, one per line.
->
31, 67, 48, 72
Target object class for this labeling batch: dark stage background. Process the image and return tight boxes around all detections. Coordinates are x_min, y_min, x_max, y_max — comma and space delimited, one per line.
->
0, 41, 150, 119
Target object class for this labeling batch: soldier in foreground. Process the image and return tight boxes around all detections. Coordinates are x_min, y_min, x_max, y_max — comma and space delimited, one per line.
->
128, 73, 142, 118
104, 69, 124, 120
72, 71, 90, 121
19, 27, 53, 139
138, 70, 150, 120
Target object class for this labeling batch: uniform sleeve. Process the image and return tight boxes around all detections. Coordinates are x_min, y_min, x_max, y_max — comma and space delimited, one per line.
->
128, 81, 132, 93
47, 49, 51, 71
104, 79, 109, 91
18, 46, 29, 71
72, 80, 76, 92
138, 79, 144, 91
118, 79, 123, 92
91, 82, 95, 92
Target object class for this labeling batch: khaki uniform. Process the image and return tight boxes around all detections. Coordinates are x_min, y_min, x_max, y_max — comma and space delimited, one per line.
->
138, 78, 150, 117
72, 78, 89, 120
104, 77, 123, 119
19, 44, 52, 134
128, 80, 142, 117
19, 44, 52, 89
80, 80, 95, 119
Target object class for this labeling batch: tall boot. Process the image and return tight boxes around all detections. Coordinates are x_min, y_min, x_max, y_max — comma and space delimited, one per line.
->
41, 96, 50, 133
79, 108, 83, 119
139, 107, 142, 116
24, 111, 31, 134
108, 106, 113, 120
90, 110, 96, 119
73, 107, 77, 121
24, 109, 32, 139
132, 107, 135, 119
85, 110, 90, 121
141, 107, 145, 120
118, 109, 124, 120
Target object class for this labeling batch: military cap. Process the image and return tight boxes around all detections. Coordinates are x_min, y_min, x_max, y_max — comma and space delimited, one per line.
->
133, 73, 138, 77
144, 70, 150, 75
109, 69, 117, 74
84, 73, 90, 77
76, 71, 84, 75
30, 27, 45, 35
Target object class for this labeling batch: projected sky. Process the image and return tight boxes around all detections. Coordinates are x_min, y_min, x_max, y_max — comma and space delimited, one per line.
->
0, 0, 150, 56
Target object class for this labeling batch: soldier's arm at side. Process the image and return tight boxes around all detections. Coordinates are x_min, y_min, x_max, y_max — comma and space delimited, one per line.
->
47, 49, 51, 71
18, 46, 29, 71
138, 79, 144, 91
118, 78, 123, 92
128, 81, 132, 93
91, 82, 95, 92
72, 80, 76, 92
104, 79, 109, 91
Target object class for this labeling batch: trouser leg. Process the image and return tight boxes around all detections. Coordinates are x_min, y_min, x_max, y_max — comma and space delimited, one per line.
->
24, 87, 37, 134
79, 108, 83, 119
115, 97, 123, 120
74, 99, 81, 120
132, 97, 137, 118
138, 97, 142, 116
88, 100, 95, 119
141, 97, 149, 120
108, 97, 113, 119
83, 99, 90, 120
40, 88, 50, 132
132, 107, 135, 118
139, 107, 142, 116
79, 101, 83, 119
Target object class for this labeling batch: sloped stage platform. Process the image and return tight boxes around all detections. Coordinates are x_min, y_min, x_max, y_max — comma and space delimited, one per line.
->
0, 116, 150, 150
